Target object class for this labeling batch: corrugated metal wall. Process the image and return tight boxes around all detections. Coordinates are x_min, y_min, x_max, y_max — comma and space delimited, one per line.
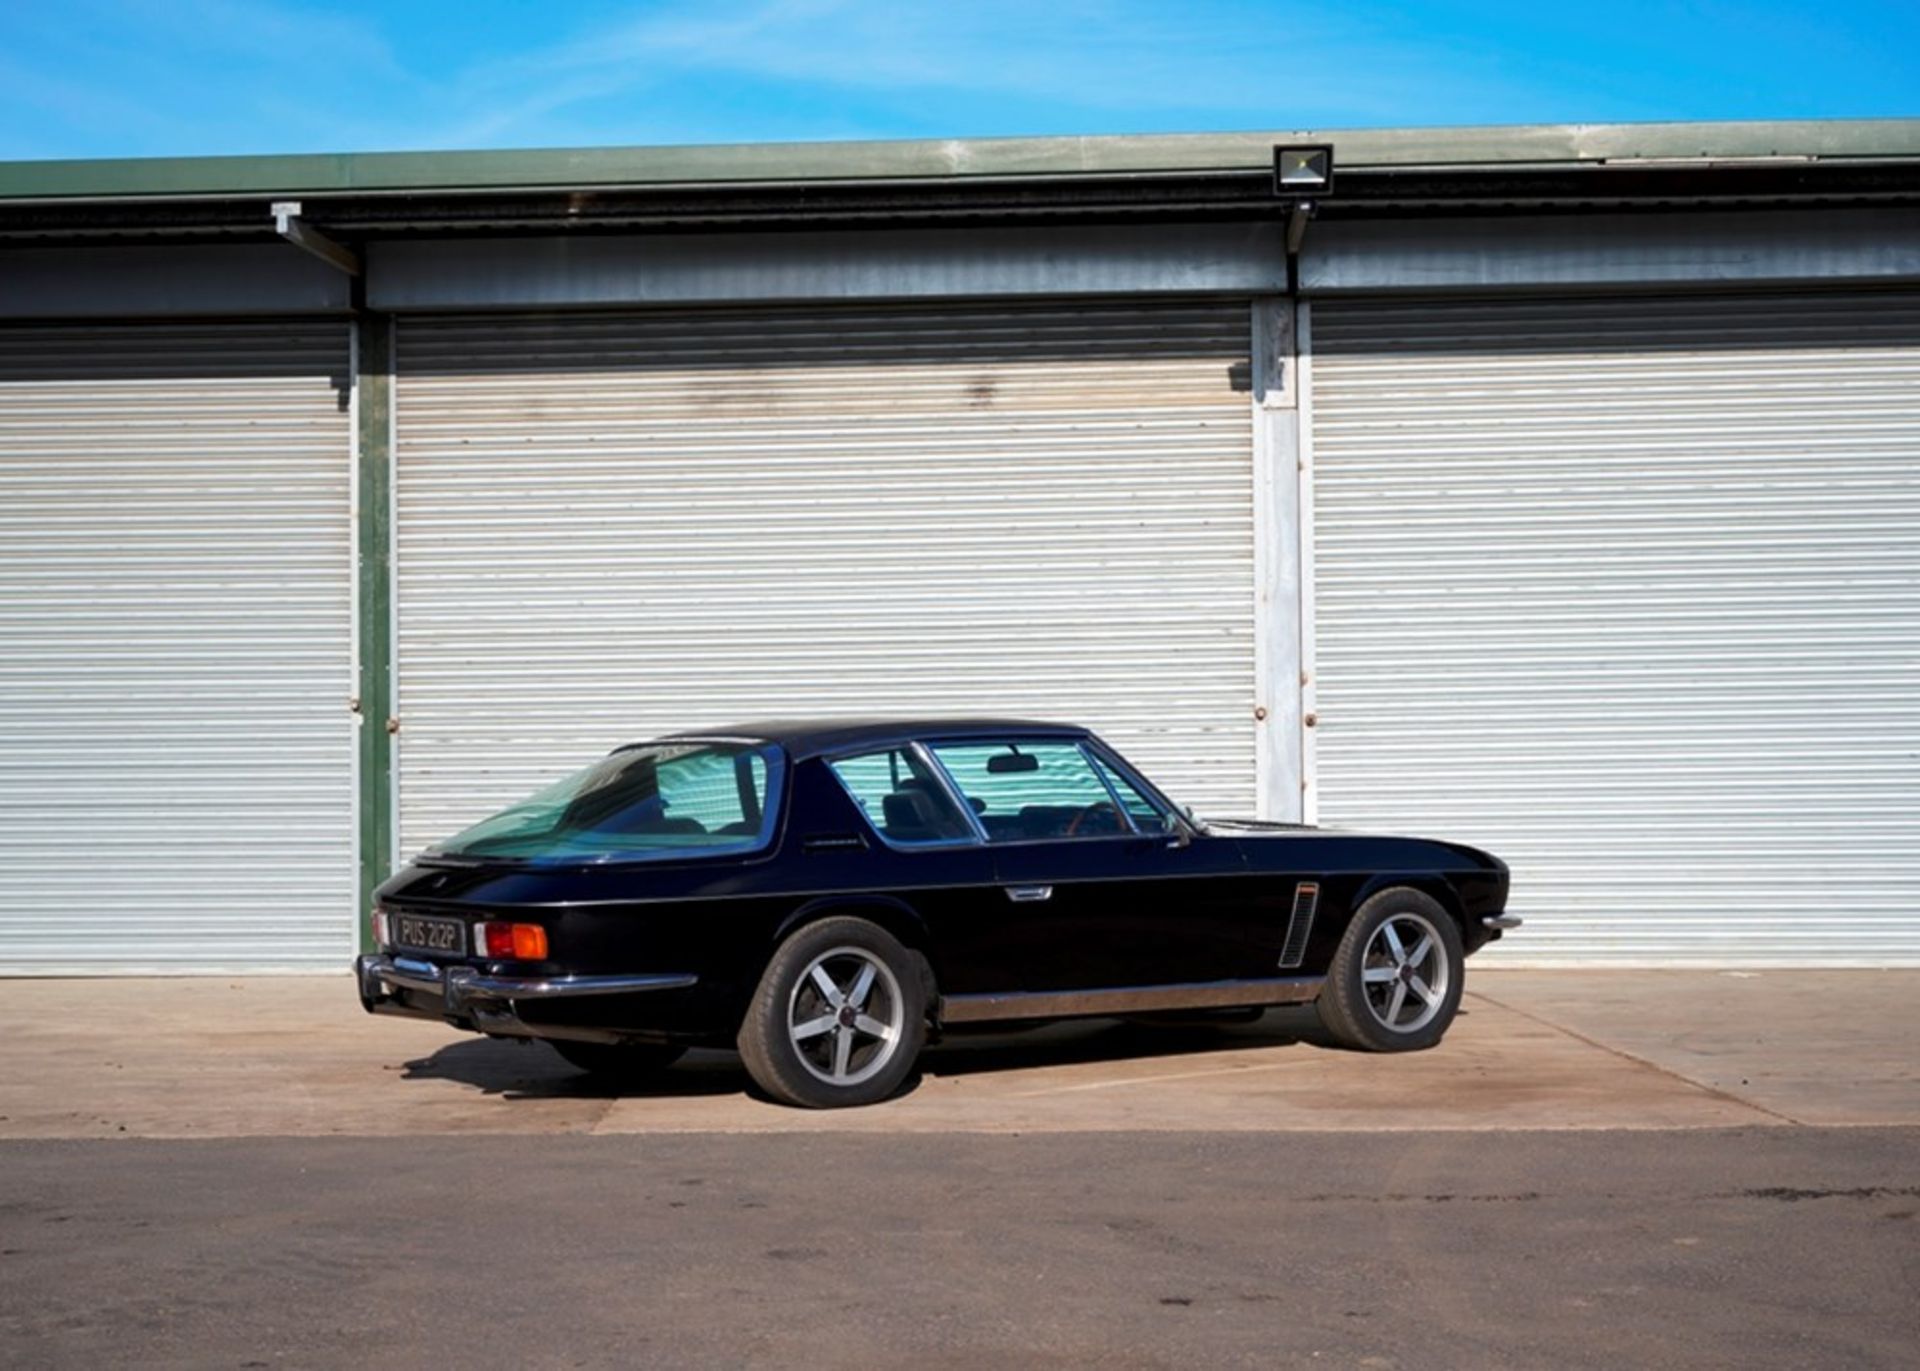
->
392, 301, 1257, 859
1304, 292, 1920, 964
0, 321, 356, 973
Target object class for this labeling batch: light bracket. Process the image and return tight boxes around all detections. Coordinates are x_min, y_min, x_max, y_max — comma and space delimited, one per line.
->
270, 200, 362, 277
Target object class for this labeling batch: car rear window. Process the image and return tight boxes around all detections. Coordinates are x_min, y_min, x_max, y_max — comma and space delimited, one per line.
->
428, 741, 782, 863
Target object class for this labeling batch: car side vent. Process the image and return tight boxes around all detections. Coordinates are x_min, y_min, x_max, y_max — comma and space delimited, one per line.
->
1279, 882, 1319, 968
800, 832, 867, 853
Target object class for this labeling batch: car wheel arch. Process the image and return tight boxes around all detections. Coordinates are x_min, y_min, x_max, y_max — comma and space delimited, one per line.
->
1344, 873, 1468, 943
770, 896, 940, 998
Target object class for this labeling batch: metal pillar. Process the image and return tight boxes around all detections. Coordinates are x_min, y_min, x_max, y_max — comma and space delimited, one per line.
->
354, 312, 395, 948
1251, 297, 1305, 821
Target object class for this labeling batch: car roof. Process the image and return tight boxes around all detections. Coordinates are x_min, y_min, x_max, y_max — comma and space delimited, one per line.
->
647, 717, 1091, 760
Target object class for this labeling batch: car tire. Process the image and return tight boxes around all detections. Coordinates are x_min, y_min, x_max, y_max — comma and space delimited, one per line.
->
737, 916, 928, 1108
1316, 887, 1465, 1053
547, 1040, 686, 1079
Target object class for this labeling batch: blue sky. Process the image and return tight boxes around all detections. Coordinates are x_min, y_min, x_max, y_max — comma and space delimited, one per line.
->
1, 0, 1915, 161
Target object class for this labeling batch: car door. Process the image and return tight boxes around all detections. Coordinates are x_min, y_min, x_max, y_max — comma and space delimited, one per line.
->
926, 738, 1287, 992
814, 743, 1017, 997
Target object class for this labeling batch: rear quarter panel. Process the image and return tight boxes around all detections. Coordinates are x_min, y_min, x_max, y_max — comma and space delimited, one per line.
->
373, 755, 1008, 1040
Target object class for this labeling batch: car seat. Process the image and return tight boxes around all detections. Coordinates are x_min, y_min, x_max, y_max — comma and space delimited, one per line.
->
881, 786, 945, 842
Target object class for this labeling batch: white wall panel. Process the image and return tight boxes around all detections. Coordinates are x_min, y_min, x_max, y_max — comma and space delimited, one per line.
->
394, 302, 1257, 858
1305, 292, 1920, 964
0, 321, 355, 973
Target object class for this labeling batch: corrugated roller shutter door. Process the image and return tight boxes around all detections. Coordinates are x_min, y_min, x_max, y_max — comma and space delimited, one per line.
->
0, 321, 355, 973
1305, 292, 1920, 964
394, 301, 1255, 857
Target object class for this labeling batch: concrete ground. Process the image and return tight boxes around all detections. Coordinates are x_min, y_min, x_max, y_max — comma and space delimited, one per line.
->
0, 969, 1914, 1137
1, 971, 1916, 1367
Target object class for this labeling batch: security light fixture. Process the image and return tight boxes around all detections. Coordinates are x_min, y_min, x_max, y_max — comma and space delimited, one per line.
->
1273, 145, 1334, 197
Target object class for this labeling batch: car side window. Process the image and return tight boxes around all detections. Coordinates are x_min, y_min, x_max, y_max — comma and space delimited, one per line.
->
929, 741, 1133, 842
827, 747, 977, 846
1088, 753, 1176, 834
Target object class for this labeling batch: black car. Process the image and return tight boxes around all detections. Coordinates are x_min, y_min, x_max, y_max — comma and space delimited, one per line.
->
358, 719, 1517, 1108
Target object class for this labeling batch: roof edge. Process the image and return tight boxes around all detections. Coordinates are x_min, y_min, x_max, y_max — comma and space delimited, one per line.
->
5, 118, 1920, 203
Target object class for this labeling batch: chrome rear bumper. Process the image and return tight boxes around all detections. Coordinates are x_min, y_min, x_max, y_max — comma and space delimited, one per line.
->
355, 953, 697, 1042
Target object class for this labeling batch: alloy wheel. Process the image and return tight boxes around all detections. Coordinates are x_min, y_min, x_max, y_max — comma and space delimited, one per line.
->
786, 945, 906, 1086
1360, 911, 1451, 1034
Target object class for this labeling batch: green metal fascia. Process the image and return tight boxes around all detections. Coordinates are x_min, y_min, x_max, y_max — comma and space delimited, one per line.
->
5, 118, 1920, 202
355, 312, 394, 950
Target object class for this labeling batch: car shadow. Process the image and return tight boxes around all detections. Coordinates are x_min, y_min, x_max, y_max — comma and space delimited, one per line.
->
400, 1004, 1354, 1103
920, 1005, 1334, 1079
401, 1039, 754, 1101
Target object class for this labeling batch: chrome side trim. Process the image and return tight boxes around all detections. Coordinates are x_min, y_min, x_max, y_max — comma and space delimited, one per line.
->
1482, 914, 1523, 930
939, 976, 1324, 1024
391, 863, 1259, 909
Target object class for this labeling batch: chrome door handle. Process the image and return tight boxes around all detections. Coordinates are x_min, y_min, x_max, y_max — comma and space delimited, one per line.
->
1004, 885, 1053, 903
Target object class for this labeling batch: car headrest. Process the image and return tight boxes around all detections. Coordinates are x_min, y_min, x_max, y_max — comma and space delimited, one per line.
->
882, 788, 939, 831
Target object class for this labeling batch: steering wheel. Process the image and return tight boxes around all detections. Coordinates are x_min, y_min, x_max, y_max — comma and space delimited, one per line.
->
1065, 801, 1122, 837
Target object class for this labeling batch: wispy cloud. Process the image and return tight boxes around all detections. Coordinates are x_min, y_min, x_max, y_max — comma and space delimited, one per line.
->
433, 0, 1549, 141
0, 0, 423, 156
0, 53, 207, 158
119, 0, 401, 71
2, 0, 1914, 160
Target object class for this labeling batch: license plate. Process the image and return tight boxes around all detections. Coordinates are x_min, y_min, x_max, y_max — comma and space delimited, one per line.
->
391, 914, 465, 956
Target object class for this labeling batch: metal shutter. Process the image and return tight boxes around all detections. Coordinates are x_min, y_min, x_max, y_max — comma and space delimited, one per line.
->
1304, 292, 1920, 964
393, 301, 1255, 857
0, 321, 356, 973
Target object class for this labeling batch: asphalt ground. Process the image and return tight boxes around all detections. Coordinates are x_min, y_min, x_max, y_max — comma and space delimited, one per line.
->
1, 970, 1916, 1367
3, 1127, 1917, 1368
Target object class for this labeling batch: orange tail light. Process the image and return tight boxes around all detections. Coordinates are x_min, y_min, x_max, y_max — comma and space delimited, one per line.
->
477, 921, 549, 961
